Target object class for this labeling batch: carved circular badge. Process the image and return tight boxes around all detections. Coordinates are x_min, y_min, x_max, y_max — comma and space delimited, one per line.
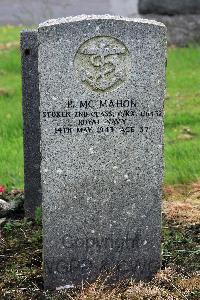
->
74, 36, 130, 92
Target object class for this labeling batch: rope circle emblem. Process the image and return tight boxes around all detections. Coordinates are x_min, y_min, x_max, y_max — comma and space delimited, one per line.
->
74, 36, 130, 92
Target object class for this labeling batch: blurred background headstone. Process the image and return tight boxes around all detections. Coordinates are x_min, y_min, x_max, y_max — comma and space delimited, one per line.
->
1, 0, 200, 46
138, 0, 200, 46
0, 0, 137, 25
139, 0, 200, 15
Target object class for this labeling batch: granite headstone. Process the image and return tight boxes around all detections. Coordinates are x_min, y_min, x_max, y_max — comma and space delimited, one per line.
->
38, 15, 167, 289
21, 30, 42, 218
139, 0, 200, 15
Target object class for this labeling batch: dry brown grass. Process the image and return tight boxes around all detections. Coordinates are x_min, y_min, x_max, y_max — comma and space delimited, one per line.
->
0, 41, 19, 50
0, 87, 10, 96
163, 181, 200, 226
178, 275, 200, 291
54, 268, 199, 300
164, 201, 200, 225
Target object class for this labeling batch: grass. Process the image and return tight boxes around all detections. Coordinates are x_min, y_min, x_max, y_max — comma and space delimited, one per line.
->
0, 26, 23, 189
0, 25, 200, 188
0, 186, 199, 299
165, 46, 200, 184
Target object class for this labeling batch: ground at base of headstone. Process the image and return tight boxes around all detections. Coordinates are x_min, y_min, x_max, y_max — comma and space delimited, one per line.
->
0, 184, 199, 300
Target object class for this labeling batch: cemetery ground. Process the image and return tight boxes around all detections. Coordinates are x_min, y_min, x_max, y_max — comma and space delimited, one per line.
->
0, 25, 199, 299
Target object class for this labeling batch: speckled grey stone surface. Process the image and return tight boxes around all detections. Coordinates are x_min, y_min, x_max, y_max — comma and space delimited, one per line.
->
38, 15, 167, 290
139, 0, 200, 15
21, 30, 42, 218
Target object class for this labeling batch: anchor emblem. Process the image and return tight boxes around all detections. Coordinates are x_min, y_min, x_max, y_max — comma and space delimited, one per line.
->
75, 36, 130, 92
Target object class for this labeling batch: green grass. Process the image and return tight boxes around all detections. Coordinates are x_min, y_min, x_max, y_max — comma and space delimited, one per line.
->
0, 26, 23, 189
0, 25, 23, 44
165, 46, 200, 183
0, 25, 200, 188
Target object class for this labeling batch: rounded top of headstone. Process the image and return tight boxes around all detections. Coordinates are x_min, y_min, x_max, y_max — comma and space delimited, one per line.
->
39, 14, 166, 29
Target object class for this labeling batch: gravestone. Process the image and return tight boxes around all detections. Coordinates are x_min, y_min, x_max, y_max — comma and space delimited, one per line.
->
21, 30, 42, 218
139, 0, 200, 15
39, 15, 167, 289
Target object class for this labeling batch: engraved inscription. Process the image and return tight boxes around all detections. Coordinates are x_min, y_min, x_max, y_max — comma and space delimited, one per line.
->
74, 36, 130, 92
42, 101, 163, 138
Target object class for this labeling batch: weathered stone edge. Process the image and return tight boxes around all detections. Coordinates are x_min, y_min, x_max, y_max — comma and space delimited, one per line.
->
39, 14, 166, 28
